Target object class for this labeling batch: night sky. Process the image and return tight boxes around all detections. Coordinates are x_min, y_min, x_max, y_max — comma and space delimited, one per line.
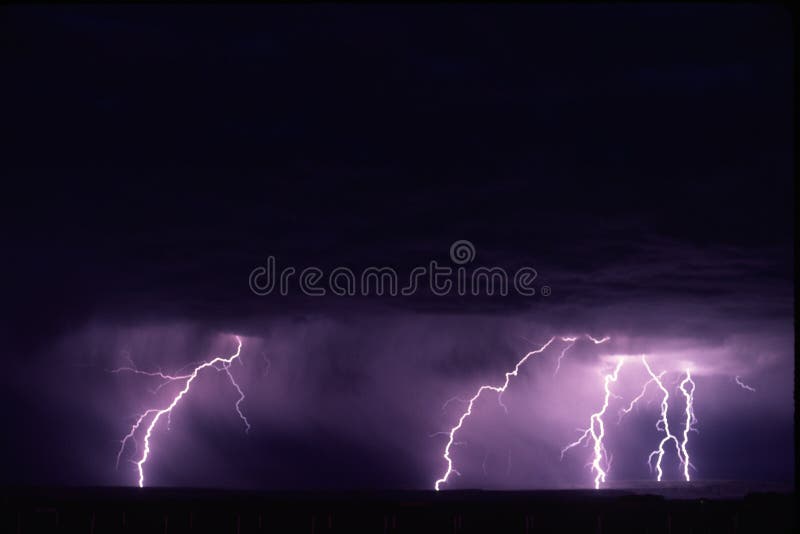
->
1, 5, 794, 490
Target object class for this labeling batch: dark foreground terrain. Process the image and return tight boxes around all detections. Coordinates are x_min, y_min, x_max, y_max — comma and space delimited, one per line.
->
2, 485, 794, 534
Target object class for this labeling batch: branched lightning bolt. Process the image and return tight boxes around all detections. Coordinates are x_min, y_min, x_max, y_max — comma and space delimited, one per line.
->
560, 358, 625, 489
434, 334, 610, 490
642, 356, 686, 482
222, 363, 251, 434
441, 396, 470, 412
678, 369, 697, 481
735, 376, 756, 392
116, 409, 158, 469
554, 337, 578, 375
114, 336, 249, 487
554, 335, 611, 375
618, 370, 664, 423
434, 336, 561, 491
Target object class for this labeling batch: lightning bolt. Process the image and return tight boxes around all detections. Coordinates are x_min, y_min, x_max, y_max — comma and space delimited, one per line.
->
115, 409, 158, 470
441, 396, 470, 412
560, 358, 625, 489
554, 335, 611, 375
617, 369, 664, 423
434, 334, 610, 490
114, 336, 250, 487
434, 336, 562, 491
642, 356, 686, 482
678, 369, 697, 481
735, 376, 756, 392
554, 337, 578, 375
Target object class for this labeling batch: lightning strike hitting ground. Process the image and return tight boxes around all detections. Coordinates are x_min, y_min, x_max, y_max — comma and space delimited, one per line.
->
434, 335, 611, 491
434, 336, 566, 490
678, 370, 697, 481
436, 340, 701, 490
560, 358, 625, 489
735, 376, 756, 392
114, 336, 250, 487
642, 356, 687, 482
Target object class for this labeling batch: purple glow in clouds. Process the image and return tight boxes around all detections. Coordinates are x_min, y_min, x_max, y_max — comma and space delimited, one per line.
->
96, 316, 782, 491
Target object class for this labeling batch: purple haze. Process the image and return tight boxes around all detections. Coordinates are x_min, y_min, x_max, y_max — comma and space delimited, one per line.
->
6, 295, 792, 490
